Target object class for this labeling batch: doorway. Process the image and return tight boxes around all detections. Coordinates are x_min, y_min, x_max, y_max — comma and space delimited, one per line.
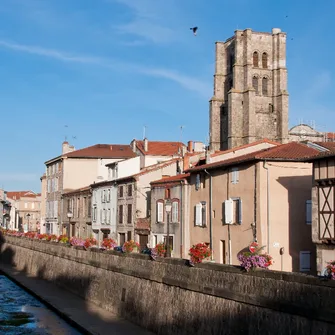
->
221, 240, 226, 264
139, 235, 148, 251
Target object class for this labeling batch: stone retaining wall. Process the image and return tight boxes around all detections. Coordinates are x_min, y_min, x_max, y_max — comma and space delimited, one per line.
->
1, 235, 335, 335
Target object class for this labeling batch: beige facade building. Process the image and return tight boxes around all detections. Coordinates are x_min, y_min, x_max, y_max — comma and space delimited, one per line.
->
61, 186, 92, 239
6, 191, 41, 232
308, 152, 335, 275
209, 28, 289, 151
43, 141, 136, 234
186, 142, 319, 274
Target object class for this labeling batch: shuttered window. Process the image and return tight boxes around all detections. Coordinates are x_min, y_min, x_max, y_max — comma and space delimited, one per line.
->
172, 201, 179, 223
195, 202, 206, 227
300, 251, 311, 272
157, 201, 164, 223
306, 200, 312, 225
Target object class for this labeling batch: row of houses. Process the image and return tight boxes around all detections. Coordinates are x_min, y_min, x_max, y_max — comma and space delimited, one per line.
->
34, 138, 335, 275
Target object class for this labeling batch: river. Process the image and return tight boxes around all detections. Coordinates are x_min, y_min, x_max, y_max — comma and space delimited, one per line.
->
0, 274, 83, 335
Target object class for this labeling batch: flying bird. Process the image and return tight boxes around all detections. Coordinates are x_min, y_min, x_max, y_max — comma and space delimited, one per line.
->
190, 27, 198, 36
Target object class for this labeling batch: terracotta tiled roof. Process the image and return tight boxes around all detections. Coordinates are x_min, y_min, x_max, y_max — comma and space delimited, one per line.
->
187, 142, 319, 172
314, 142, 335, 151
136, 218, 150, 230
65, 144, 137, 159
6, 191, 37, 200
151, 173, 190, 185
211, 139, 280, 157
326, 133, 335, 140
136, 140, 185, 156
63, 186, 91, 195
305, 150, 335, 162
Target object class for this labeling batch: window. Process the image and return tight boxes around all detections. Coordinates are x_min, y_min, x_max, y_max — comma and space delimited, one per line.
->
172, 201, 179, 223
107, 209, 111, 223
107, 189, 111, 202
262, 77, 268, 96
103, 209, 106, 223
102, 190, 105, 203
128, 185, 132, 197
32, 202, 35, 209
93, 207, 97, 221
195, 202, 207, 227
67, 199, 71, 212
231, 167, 239, 184
88, 197, 92, 217
306, 200, 312, 225
54, 201, 58, 218
300, 251, 311, 272
157, 201, 164, 223
119, 186, 124, 198
224, 198, 242, 224
195, 174, 201, 191
253, 51, 259, 67
252, 76, 259, 95
262, 52, 268, 68
55, 163, 59, 173
83, 197, 87, 216
119, 205, 123, 224
127, 204, 132, 224
24, 202, 28, 209
77, 198, 80, 217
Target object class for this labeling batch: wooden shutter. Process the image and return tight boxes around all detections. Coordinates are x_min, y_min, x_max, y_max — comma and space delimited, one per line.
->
225, 199, 233, 224
195, 203, 202, 226
195, 174, 201, 190
300, 251, 311, 272
306, 200, 312, 225
172, 201, 179, 223
157, 202, 163, 222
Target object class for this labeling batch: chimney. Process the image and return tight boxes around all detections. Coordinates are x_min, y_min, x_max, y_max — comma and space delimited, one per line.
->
110, 145, 113, 151
131, 139, 137, 153
205, 146, 211, 164
62, 141, 75, 154
187, 141, 194, 153
183, 155, 190, 171
144, 138, 148, 152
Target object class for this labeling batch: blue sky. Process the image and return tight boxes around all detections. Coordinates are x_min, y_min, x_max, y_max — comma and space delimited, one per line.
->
0, 0, 334, 192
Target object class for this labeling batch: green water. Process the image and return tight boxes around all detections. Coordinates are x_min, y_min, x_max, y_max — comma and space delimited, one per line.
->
0, 275, 83, 335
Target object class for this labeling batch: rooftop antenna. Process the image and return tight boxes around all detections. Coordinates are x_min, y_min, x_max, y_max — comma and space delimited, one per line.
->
64, 125, 68, 141
143, 125, 147, 140
180, 125, 185, 144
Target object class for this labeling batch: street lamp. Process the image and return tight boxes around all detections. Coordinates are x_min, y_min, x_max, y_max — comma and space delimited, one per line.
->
165, 199, 172, 257
67, 211, 73, 238
26, 213, 31, 232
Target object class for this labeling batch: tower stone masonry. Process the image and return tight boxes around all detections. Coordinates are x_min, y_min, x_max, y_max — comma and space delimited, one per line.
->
209, 28, 289, 151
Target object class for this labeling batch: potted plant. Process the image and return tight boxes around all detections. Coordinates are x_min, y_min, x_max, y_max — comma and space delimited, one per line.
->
325, 260, 335, 280
237, 242, 273, 272
150, 242, 166, 260
57, 235, 69, 244
189, 242, 212, 265
69, 237, 85, 247
84, 237, 97, 249
101, 238, 117, 250
122, 240, 140, 253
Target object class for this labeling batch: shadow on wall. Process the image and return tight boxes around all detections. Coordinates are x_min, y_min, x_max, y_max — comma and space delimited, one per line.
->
277, 175, 316, 274
0, 232, 334, 335
0, 232, 152, 334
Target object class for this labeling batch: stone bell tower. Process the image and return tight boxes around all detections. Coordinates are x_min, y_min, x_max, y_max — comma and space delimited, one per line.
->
209, 28, 289, 151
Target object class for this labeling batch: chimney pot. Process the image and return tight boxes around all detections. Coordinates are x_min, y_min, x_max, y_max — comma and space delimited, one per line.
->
187, 141, 194, 153
131, 139, 137, 153
144, 138, 148, 152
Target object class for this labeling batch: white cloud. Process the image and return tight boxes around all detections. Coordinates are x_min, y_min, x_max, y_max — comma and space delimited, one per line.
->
112, 0, 178, 44
0, 39, 211, 96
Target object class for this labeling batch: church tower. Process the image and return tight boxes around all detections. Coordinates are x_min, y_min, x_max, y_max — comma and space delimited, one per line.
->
209, 28, 289, 151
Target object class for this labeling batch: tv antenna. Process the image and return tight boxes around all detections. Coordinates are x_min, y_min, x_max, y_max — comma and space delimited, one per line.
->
180, 125, 185, 144
64, 125, 68, 141
143, 125, 147, 139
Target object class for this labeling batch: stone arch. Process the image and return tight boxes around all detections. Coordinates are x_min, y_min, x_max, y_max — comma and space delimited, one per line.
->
253, 51, 259, 67
262, 52, 268, 68
252, 75, 259, 95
